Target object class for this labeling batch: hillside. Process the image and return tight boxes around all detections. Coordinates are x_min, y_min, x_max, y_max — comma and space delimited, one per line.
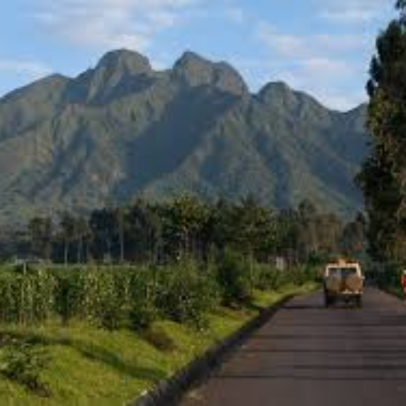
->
0, 49, 368, 226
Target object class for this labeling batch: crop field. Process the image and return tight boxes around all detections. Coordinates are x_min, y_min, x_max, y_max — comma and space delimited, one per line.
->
0, 256, 318, 404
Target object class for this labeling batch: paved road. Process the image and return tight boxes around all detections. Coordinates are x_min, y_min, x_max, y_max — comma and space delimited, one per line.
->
182, 288, 406, 406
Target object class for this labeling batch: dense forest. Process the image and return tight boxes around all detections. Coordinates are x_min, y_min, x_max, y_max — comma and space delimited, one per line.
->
0, 197, 366, 266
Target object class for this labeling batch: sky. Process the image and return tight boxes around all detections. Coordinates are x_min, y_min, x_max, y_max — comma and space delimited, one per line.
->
0, 0, 398, 111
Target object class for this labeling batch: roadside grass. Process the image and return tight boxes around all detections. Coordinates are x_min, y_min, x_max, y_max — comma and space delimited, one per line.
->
0, 282, 317, 405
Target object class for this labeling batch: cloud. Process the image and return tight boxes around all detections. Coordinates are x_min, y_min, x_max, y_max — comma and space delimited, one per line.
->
269, 61, 366, 110
274, 57, 360, 93
318, 91, 366, 111
256, 22, 367, 59
318, 0, 392, 24
34, 0, 199, 51
320, 9, 378, 24
0, 59, 52, 78
254, 22, 369, 110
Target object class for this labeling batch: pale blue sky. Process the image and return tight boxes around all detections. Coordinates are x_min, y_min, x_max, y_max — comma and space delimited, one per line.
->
0, 0, 397, 110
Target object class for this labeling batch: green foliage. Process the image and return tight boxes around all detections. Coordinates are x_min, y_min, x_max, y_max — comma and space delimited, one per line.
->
28, 217, 53, 260
359, 3, 406, 262
156, 260, 220, 327
143, 325, 177, 352
0, 343, 50, 396
128, 268, 160, 331
216, 250, 255, 306
82, 269, 123, 329
0, 268, 55, 325
10, 193, 366, 271
372, 263, 403, 293
254, 264, 319, 291
0, 256, 318, 332
54, 269, 86, 324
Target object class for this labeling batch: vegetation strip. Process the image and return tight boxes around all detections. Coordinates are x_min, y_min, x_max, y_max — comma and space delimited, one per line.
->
0, 256, 318, 404
132, 294, 294, 406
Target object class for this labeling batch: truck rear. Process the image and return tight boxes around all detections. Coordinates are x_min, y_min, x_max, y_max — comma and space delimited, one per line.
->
323, 260, 364, 308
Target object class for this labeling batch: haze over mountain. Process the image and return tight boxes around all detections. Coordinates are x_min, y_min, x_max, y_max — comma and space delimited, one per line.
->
0, 49, 368, 227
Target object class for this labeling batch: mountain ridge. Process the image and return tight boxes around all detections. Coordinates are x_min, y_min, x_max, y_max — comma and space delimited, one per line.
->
0, 49, 368, 227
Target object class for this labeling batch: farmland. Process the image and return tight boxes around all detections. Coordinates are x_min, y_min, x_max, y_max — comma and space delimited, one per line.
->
0, 259, 317, 404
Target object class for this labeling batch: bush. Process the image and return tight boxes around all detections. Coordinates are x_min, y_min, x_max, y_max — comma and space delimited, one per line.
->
128, 267, 159, 331
372, 262, 402, 292
254, 264, 319, 291
254, 265, 285, 290
0, 343, 51, 396
216, 250, 254, 306
0, 268, 55, 325
54, 269, 86, 324
0, 260, 318, 332
156, 259, 220, 328
143, 325, 177, 352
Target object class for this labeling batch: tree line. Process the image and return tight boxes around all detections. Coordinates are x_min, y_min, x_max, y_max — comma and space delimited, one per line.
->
0, 197, 366, 265
358, 0, 406, 263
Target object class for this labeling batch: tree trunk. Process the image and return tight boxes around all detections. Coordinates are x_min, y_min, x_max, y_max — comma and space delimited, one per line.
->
119, 226, 125, 263
77, 236, 83, 264
64, 239, 70, 266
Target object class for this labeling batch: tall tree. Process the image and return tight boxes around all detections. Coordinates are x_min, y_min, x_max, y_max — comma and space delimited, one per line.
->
163, 196, 210, 260
59, 212, 76, 265
28, 216, 53, 260
358, 1, 406, 261
89, 209, 118, 262
125, 199, 162, 263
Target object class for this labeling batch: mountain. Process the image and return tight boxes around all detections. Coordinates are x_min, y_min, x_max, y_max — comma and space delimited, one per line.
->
0, 49, 368, 227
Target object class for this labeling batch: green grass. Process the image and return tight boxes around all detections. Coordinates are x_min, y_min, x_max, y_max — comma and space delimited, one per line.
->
0, 283, 317, 405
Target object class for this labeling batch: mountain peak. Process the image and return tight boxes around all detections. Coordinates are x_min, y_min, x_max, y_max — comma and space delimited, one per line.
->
173, 51, 248, 96
258, 81, 328, 112
175, 51, 208, 66
257, 81, 293, 103
96, 49, 152, 75
67, 49, 153, 103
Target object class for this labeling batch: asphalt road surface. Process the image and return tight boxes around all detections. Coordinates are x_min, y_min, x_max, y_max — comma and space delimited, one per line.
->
182, 288, 406, 406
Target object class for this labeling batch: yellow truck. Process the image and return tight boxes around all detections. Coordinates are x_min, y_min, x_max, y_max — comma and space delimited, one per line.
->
323, 259, 364, 308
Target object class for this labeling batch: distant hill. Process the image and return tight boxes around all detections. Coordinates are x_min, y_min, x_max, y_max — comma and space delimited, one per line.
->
0, 49, 368, 226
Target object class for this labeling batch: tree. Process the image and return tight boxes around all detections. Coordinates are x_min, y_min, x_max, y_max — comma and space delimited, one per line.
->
358, 2, 406, 261
59, 212, 76, 265
341, 213, 367, 258
89, 209, 118, 262
28, 216, 53, 260
115, 207, 126, 263
163, 196, 210, 260
125, 199, 162, 263
295, 200, 320, 260
74, 216, 91, 263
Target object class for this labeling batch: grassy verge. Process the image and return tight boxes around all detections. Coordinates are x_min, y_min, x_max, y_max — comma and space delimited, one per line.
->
0, 282, 317, 405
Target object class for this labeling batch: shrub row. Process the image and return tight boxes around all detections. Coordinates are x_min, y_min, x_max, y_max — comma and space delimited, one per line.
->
0, 253, 318, 330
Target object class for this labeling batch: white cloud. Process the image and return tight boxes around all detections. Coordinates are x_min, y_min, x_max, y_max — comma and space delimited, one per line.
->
254, 22, 369, 110
320, 9, 378, 24
0, 59, 52, 78
256, 22, 367, 59
318, 0, 392, 24
34, 0, 199, 51
269, 61, 366, 111
319, 92, 366, 111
